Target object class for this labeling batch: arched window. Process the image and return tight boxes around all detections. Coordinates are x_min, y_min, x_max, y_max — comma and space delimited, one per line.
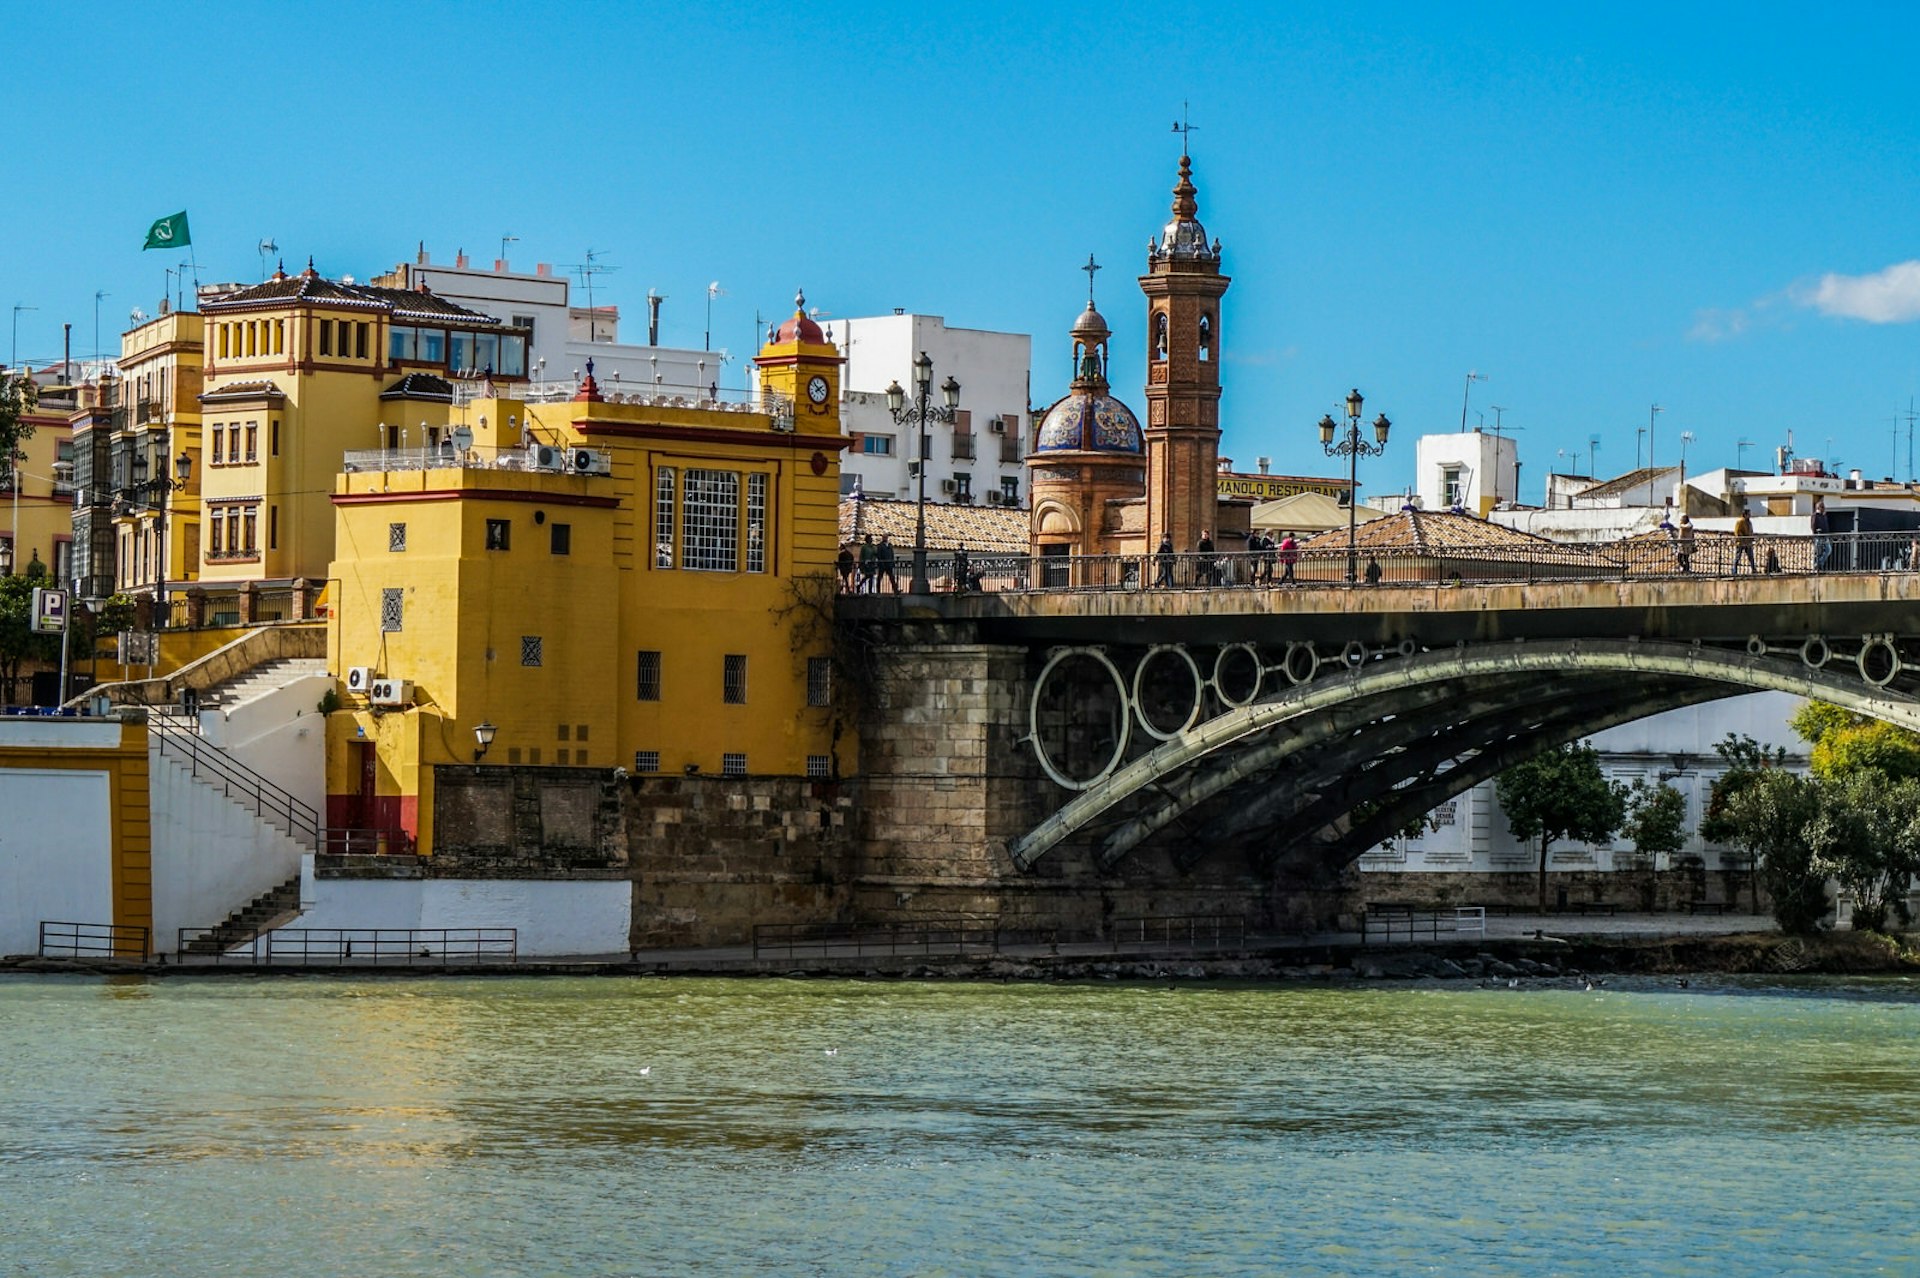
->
1153, 312, 1169, 361
1198, 313, 1213, 362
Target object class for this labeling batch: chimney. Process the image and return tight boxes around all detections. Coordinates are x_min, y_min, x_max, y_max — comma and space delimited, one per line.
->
536, 263, 552, 277
494, 259, 508, 273
1256, 456, 1271, 474
648, 293, 663, 346
455, 252, 469, 269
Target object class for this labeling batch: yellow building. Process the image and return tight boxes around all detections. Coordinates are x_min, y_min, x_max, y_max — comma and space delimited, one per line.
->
3, 377, 81, 584
323, 297, 849, 853
195, 262, 529, 617
89, 313, 205, 614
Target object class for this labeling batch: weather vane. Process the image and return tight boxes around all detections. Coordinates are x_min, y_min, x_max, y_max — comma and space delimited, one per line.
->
1171, 101, 1199, 155
1082, 252, 1101, 306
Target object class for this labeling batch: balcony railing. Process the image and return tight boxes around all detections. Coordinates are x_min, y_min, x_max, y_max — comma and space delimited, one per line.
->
951, 435, 976, 461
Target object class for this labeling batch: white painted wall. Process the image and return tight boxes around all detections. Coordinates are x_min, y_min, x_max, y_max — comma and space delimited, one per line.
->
832, 313, 1032, 507
1416, 430, 1520, 514
197, 674, 331, 820
290, 875, 632, 958
0, 769, 112, 955
150, 750, 307, 951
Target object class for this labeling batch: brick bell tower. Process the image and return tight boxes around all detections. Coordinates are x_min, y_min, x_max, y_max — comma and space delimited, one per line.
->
1140, 152, 1230, 555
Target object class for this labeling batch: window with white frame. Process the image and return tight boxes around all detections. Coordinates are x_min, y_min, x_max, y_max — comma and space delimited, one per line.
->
746, 474, 766, 573
683, 468, 739, 571
654, 466, 675, 568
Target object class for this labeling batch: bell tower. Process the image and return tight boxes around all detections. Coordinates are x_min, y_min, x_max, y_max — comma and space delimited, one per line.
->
1139, 153, 1230, 554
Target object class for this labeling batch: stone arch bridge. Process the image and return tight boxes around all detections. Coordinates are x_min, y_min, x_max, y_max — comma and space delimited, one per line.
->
844, 572, 1920, 931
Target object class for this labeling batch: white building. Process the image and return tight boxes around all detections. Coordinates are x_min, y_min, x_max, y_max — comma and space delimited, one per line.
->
1362, 692, 1808, 876
374, 250, 726, 401
831, 312, 1032, 508
1414, 429, 1520, 515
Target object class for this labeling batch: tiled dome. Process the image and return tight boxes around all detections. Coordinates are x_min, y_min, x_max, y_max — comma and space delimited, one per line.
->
1035, 391, 1143, 454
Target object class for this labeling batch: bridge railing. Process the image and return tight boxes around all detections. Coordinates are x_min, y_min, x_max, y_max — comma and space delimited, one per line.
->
880, 531, 1920, 595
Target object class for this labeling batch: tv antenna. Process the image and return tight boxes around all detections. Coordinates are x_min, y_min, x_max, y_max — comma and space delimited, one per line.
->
564, 250, 621, 342
1906, 398, 1917, 483
257, 239, 278, 280
1587, 433, 1601, 478
1735, 437, 1755, 469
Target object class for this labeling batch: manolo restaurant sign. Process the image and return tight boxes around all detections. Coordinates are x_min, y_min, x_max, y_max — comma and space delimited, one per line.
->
1216, 474, 1350, 501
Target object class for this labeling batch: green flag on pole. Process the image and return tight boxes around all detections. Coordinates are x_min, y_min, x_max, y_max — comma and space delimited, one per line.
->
143, 211, 190, 251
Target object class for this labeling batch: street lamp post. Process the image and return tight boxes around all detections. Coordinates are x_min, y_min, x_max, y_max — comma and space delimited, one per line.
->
121, 446, 191, 628
1319, 387, 1391, 584
885, 350, 961, 595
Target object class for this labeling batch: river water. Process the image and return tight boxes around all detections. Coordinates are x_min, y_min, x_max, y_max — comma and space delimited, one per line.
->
3, 974, 1917, 1277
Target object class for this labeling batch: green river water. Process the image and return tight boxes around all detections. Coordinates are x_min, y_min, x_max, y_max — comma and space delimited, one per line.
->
2, 973, 1917, 1277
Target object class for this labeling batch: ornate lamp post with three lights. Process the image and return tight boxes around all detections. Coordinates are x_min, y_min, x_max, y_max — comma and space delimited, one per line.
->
120, 446, 192, 626
885, 351, 961, 594
1318, 387, 1391, 584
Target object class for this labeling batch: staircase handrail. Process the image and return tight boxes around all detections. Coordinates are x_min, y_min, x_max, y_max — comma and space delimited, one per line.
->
147, 710, 321, 851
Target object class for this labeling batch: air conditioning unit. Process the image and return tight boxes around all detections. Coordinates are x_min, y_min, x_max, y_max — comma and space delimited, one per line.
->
344, 666, 375, 696
940, 478, 958, 494
987, 491, 1004, 506
368, 678, 413, 707
531, 444, 564, 471
989, 418, 1006, 435
570, 448, 612, 476
907, 461, 921, 478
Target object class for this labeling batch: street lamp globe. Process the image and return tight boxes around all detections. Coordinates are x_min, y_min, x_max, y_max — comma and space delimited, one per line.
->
1318, 414, 1337, 447
941, 374, 960, 410
1346, 388, 1364, 421
1373, 413, 1392, 446
913, 350, 933, 399
885, 379, 905, 414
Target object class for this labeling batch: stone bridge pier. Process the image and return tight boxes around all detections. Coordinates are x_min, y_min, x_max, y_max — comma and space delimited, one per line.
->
855, 633, 1345, 936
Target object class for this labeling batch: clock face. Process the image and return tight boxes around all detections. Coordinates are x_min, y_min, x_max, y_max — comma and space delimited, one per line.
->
807, 375, 830, 405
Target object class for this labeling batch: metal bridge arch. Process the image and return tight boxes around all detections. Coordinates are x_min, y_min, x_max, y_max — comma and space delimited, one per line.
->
1009, 637, 1920, 871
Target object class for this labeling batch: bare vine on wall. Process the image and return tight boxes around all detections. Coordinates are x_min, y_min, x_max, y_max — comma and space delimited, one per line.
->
771, 571, 885, 752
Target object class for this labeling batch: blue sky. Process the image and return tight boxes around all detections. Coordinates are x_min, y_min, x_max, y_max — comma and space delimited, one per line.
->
7, 1, 1920, 497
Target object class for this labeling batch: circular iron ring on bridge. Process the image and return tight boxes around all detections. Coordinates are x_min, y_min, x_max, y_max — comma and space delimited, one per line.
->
1282, 642, 1319, 685
1211, 643, 1263, 708
1858, 635, 1902, 688
1132, 644, 1205, 741
1340, 640, 1369, 670
1397, 638, 1418, 659
1746, 635, 1769, 657
1029, 646, 1131, 791
1801, 636, 1831, 670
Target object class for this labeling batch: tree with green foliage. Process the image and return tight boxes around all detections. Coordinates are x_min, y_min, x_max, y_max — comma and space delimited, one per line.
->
1699, 732, 1788, 846
1720, 767, 1829, 933
1790, 701, 1920, 782
1620, 778, 1688, 865
0, 566, 60, 705
1804, 772, 1920, 933
1497, 740, 1627, 911
0, 369, 37, 494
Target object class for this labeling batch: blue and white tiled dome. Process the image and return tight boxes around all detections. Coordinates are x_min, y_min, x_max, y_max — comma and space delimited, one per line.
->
1034, 392, 1143, 454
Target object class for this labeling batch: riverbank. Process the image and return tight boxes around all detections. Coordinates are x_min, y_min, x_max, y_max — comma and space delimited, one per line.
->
6, 923, 1917, 981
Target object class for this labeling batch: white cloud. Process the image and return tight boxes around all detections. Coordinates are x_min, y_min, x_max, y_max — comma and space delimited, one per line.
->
1688, 307, 1749, 343
1798, 260, 1920, 324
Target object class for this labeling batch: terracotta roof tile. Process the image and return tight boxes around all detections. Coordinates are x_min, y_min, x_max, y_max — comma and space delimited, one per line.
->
838, 495, 1028, 553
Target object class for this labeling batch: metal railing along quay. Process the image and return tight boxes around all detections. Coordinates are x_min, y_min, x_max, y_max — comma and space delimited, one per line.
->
752, 914, 1254, 961
38, 920, 152, 960
1361, 906, 1488, 944
177, 927, 518, 966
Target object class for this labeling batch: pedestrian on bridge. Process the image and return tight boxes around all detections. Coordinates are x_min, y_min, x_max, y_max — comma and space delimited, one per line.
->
837, 543, 856, 593
1154, 535, 1175, 588
1732, 510, 1757, 574
1676, 514, 1695, 572
1812, 499, 1831, 571
877, 534, 900, 593
1196, 531, 1217, 586
858, 534, 879, 594
1278, 532, 1299, 585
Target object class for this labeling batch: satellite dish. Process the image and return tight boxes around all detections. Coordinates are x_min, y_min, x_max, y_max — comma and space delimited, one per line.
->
451, 426, 473, 452
129, 307, 148, 323
259, 238, 278, 255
